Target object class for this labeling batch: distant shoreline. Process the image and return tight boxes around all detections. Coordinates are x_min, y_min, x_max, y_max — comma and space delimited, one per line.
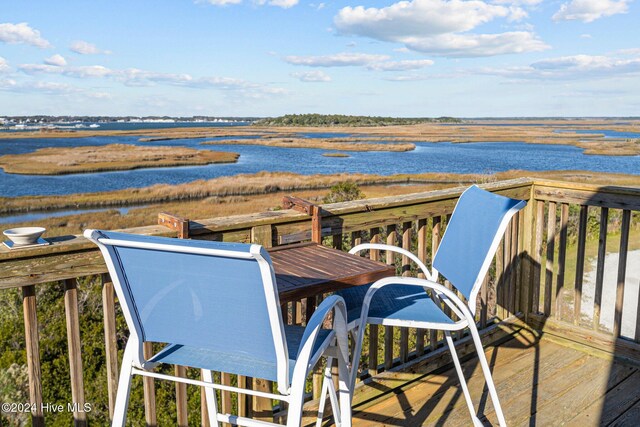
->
1, 119, 638, 156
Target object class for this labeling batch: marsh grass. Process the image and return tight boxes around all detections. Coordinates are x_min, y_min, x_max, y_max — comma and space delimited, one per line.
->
201, 137, 415, 152
0, 144, 239, 175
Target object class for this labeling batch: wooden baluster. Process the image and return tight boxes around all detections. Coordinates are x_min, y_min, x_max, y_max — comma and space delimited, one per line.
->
496, 236, 506, 320
573, 205, 588, 325
514, 211, 524, 314
480, 276, 489, 329
613, 210, 631, 338
142, 342, 157, 426
174, 366, 188, 427
502, 222, 512, 318
333, 233, 343, 251
238, 376, 248, 418
555, 203, 569, 319
544, 202, 557, 316
430, 217, 441, 351
399, 222, 412, 363
201, 371, 211, 427
416, 219, 427, 355
101, 274, 119, 422
509, 217, 519, 316
593, 207, 609, 332
22, 285, 44, 427
351, 230, 362, 248
64, 278, 87, 427
384, 225, 396, 369
531, 201, 545, 315
368, 227, 381, 374
221, 372, 232, 427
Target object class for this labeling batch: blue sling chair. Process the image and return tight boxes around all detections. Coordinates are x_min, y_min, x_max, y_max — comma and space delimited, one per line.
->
85, 230, 352, 427
318, 185, 526, 427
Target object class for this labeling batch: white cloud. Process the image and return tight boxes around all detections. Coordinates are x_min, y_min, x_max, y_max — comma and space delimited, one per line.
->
0, 22, 51, 48
284, 52, 390, 67
334, 0, 548, 57
284, 52, 436, 72
478, 53, 640, 80
199, 0, 242, 4
291, 70, 331, 82
492, 0, 542, 5
0, 57, 9, 73
507, 6, 528, 21
70, 40, 110, 55
198, 0, 298, 7
44, 54, 67, 67
580, 34, 592, 39
367, 59, 434, 71
261, 0, 299, 8
20, 63, 113, 78
553, 0, 629, 23
408, 31, 547, 57
383, 74, 431, 81
16, 61, 285, 98
0, 79, 111, 99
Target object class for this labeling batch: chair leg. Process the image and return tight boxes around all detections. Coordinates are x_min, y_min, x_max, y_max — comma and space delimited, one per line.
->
316, 361, 341, 427
336, 341, 352, 427
112, 341, 136, 426
468, 324, 507, 427
444, 331, 483, 427
202, 370, 219, 427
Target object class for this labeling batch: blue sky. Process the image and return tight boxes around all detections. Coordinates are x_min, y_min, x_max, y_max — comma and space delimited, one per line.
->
0, 0, 638, 117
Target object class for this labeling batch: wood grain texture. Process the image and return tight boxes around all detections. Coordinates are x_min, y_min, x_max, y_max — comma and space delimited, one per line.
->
63, 279, 87, 426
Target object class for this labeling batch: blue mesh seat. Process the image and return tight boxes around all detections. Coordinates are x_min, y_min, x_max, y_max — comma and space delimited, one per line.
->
319, 185, 526, 427
85, 230, 352, 427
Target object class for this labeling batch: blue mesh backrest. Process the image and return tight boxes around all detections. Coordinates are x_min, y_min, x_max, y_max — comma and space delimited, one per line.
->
433, 186, 526, 301
100, 231, 278, 367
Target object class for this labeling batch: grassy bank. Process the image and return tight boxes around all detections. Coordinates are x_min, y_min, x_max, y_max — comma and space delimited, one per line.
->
1, 170, 638, 218
0, 144, 239, 175
201, 137, 415, 152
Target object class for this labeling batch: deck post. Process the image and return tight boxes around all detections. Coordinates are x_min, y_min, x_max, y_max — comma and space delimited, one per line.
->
22, 285, 44, 427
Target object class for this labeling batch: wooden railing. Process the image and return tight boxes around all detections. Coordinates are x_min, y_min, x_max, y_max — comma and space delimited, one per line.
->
0, 178, 638, 426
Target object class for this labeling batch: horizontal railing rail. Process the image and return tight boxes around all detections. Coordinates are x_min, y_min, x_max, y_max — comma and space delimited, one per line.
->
1, 177, 639, 426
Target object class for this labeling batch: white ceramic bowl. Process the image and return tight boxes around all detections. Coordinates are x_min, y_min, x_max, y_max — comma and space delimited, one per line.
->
3, 227, 46, 245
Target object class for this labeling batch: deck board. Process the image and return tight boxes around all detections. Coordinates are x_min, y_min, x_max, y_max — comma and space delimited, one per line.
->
346, 336, 639, 426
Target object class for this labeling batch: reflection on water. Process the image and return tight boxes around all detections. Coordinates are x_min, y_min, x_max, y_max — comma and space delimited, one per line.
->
1, 134, 639, 197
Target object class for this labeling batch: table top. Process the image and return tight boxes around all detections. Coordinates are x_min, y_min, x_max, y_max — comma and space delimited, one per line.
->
269, 242, 396, 303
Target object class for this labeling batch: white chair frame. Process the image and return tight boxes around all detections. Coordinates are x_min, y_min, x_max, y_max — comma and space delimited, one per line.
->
85, 230, 353, 427
317, 236, 512, 427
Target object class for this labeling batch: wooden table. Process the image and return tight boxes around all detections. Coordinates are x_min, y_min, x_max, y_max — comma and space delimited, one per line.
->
269, 242, 396, 303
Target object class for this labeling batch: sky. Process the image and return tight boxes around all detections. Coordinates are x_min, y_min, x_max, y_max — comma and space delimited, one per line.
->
0, 0, 638, 117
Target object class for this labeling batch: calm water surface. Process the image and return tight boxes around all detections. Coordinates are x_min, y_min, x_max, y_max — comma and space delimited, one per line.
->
0, 130, 639, 197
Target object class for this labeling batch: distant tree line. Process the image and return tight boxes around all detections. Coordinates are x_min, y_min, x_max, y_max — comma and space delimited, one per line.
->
254, 114, 461, 127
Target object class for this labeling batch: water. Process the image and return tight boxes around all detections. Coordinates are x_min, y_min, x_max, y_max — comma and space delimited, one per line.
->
0, 132, 639, 198
0, 207, 133, 224
555, 129, 640, 139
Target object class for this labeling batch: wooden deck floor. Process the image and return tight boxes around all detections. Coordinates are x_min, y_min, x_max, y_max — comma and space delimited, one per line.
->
345, 336, 640, 426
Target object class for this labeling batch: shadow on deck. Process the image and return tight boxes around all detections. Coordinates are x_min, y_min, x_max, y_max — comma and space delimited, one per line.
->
311, 326, 640, 427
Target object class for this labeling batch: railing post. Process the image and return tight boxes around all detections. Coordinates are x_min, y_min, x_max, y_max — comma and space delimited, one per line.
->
101, 274, 119, 422
518, 185, 539, 322
251, 224, 274, 421
158, 213, 191, 425
63, 278, 87, 427
158, 212, 190, 239
22, 285, 44, 427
